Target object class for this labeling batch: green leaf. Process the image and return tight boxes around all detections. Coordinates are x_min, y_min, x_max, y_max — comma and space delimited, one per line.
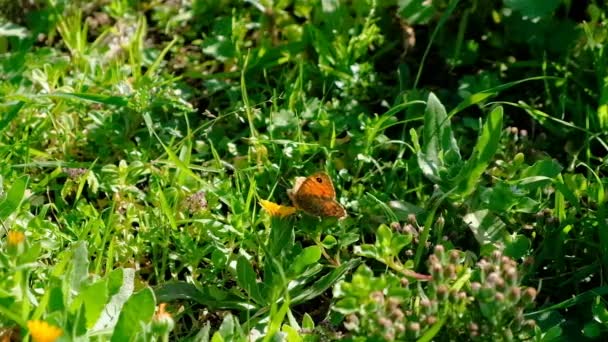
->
333, 297, 359, 314
321, 235, 337, 249
355, 244, 378, 259
390, 234, 413, 257
519, 159, 562, 183
376, 224, 393, 254
91, 269, 135, 332
455, 106, 503, 196
504, 234, 531, 259
592, 296, 608, 323
43, 92, 129, 106
215, 314, 245, 342
70, 241, 89, 293
504, 0, 561, 17
110, 287, 156, 342
398, 0, 435, 25
0, 176, 28, 221
448, 76, 555, 117
291, 258, 361, 305
194, 322, 211, 342
302, 313, 314, 330
463, 209, 508, 246
269, 219, 295, 257
418, 92, 460, 182
154, 281, 253, 311
582, 321, 601, 338
0, 101, 24, 134
0, 22, 29, 38
236, 255, 266, 305
71, 278, 108, 329
290, 246, 322, 276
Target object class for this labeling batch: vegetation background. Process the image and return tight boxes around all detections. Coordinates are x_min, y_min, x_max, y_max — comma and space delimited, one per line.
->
1, 0, 608, 341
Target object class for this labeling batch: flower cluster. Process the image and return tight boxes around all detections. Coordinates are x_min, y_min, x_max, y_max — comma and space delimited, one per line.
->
333, 245, 539, 341
468, 250, 537, 340
63, 167, 88, 179
183, 190, 208, 214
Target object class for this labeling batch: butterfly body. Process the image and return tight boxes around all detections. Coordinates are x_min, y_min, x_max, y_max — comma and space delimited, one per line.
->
287, 172, 347, 219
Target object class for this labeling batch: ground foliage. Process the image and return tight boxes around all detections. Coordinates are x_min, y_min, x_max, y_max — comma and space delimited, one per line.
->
1, 0, 608, 341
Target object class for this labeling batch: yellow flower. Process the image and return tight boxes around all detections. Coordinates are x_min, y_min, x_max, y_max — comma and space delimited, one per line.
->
259, 200, 296, 217
27, 320, 62, 342
7, 231, 25, 246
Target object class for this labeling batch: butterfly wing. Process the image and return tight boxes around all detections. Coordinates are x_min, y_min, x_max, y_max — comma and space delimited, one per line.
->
298, 172, 336, 198
295, 195, 347, 218
288, 172, 346, 218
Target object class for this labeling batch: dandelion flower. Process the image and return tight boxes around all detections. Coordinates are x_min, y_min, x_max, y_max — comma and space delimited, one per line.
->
259, 200, 296, 217
27, 320, 62, 342
7, 231, 25, 246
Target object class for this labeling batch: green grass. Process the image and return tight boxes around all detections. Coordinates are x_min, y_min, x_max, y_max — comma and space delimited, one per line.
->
1, 0, 608, 341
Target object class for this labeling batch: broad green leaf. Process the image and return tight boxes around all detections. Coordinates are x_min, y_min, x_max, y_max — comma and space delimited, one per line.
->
463, 210, 508, 246
43, 92, 129, 106
302, 313, 314, 330
0, 176, 28, 221
269, 218, 295, 257
582, 321, 601, 338
70, 278, 108, 329
194, 322, 211, 342
282, 324, 301, 342
455, 106, 503, 196
48, 285, 65, 313
482, 182, 522, 212
0, 101, 24, 133
236, 255, 266, 305
333, 297, 358, 314
519, 159, 562, 183
504, 234, 531, 259
418, 92, 460, 182
376, 224, 393, 255
354, 244, 378, 259
70, 241, 89, 293
216, 314, 245, 342
110, 287, 156, 342
321, 235, 337, 249
154, 281, 254, 311
504, 0, 560, 17
92, 268, 135, 332
290, 246, 322, 276
399, 0, 435, 25
390, 234, 413, 257
291, 258, 361, 305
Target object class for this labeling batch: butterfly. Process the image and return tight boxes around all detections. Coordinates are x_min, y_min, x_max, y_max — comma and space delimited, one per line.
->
287, 172, 347, 219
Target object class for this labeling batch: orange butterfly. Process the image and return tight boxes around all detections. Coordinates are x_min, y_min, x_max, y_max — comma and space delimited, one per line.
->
287, 172, 347, 219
